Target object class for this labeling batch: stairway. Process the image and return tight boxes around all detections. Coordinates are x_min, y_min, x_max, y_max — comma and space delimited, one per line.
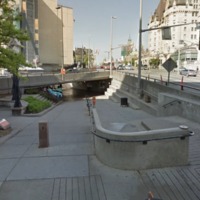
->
105, 79, 160, 116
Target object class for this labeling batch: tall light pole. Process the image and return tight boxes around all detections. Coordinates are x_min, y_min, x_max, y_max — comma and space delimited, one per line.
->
110, 16, 117, 77
56, 6, 64, 78
88, 36, 91, 68
138, 0, 143, 94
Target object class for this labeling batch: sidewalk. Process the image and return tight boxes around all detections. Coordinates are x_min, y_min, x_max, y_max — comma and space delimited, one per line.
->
0, 96, 199, 200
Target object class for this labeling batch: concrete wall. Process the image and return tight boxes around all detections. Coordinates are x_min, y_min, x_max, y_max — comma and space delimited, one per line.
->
112, 71, 200, 123
92, 109, 192, 170
158, 93, 200, 121
0, 71, 110, 92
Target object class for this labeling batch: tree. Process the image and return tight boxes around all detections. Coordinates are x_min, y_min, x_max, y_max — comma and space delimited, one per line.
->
149, 58, 160, 69
0, 0, 29, 107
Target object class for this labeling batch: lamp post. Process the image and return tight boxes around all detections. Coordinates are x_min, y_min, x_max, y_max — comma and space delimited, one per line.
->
110, 16, 117, 77
88, 36, 91, 68
56, 6, 64, 79
138, 0, 143, 95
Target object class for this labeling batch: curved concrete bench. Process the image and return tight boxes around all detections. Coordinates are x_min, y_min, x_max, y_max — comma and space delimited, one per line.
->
92, 109, 194, 170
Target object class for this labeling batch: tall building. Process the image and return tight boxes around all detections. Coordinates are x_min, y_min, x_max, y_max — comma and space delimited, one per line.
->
20, 0, 74, 68
148, 0, 200, 67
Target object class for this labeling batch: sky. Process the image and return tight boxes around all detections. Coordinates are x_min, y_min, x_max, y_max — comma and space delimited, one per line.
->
58, 0, 160, 64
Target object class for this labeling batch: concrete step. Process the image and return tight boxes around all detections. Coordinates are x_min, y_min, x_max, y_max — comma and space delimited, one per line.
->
105, 91, 118, 103
116, 88, 159, 116
32, 94, 56, 106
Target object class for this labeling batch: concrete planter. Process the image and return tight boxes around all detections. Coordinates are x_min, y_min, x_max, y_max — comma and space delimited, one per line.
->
11, 106, 26, 116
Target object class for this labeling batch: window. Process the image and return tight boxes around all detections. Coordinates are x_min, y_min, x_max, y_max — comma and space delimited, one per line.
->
191, 34, 193, 39
184, 27, 187, 31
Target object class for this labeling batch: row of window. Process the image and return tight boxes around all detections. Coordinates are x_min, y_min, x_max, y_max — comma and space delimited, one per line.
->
171, 26, 197, 31
173, 11, 198, 18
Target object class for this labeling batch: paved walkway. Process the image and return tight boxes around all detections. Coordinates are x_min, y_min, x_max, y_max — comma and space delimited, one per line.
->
0, 96, 199, 200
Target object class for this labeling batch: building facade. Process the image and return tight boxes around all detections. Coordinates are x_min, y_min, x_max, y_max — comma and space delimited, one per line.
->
148, 0, 200, 68
20, 0, 74, 68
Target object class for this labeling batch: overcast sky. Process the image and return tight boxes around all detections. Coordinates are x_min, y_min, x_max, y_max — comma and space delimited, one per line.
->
58, 0, 160, 64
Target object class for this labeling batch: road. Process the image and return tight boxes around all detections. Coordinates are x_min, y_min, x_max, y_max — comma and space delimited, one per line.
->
120, 68, 200, 93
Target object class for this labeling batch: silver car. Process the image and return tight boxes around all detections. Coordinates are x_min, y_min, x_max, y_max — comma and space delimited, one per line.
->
180, 69, 197, 77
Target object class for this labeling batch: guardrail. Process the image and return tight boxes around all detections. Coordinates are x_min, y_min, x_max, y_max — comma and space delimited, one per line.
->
0, 71, 110, 92
118, 70, 200, 95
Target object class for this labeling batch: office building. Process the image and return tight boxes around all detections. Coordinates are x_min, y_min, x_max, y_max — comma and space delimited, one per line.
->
20, 0, 74, 68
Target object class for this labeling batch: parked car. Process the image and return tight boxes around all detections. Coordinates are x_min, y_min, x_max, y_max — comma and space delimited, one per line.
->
174, 67, 185, 73
141, 65, 148, 70
117, 65, 124, 70
125, 65, 133, 70
66, 68, 79, 73
180, 69, 197, 77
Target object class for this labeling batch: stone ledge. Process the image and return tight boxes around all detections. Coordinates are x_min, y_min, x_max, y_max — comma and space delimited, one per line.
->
0, 128, 12, 137
92, 108, 193, 170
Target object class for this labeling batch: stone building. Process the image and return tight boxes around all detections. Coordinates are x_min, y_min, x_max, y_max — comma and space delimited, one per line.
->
148, 0, 200, 67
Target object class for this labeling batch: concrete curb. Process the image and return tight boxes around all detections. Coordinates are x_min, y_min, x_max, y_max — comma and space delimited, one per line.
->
0, 129, 21, 145
21, 101, 63, 117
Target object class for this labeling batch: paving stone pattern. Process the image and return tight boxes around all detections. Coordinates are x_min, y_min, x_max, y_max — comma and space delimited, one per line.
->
0, 97, 199, 200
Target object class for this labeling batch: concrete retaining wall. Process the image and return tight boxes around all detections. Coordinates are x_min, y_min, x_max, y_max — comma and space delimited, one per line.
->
92, 108, 193, 170
112, 71, 200, 123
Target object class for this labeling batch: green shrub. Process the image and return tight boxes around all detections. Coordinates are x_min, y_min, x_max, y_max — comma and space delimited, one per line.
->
23, 96, 51, 113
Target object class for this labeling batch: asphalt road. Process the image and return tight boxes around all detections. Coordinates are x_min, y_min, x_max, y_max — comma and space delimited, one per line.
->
120, 68, 200, 93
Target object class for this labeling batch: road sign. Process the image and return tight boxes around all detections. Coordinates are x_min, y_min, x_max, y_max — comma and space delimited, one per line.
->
162, 57, 177, 73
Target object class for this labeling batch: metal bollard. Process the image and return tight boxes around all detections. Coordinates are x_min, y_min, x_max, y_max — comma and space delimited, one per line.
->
92, 96, 96, 108
180, 76, 184, 90
38, 121, 49, 148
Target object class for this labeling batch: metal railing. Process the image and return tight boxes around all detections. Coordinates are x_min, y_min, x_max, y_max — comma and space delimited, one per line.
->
162, 99, 181, 108
119, 71, 200, 95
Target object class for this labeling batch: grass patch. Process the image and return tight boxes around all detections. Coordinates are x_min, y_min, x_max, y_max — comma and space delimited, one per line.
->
23, 96, 51, 113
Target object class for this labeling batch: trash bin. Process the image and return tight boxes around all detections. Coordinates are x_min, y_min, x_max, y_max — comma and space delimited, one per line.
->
121, 97, 128, 106
144, 95, 151, 103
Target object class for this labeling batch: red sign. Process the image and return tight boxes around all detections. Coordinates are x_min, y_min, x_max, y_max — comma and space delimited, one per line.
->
0, 119, 10, 130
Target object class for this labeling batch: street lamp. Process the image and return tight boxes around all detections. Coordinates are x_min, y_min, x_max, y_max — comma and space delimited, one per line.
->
138, 0, 143, 95
88, 36, 91, 68
56, 6, 64, 78
110, 16, 117, 77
